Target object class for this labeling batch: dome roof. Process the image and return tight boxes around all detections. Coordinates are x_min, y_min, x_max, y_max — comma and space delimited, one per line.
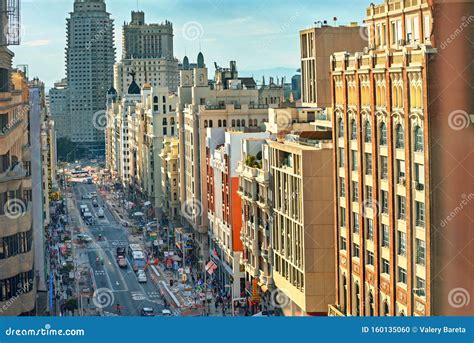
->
107, 86, 117, 95
183, 56, 190, 70
197, 52, 205, 68
127, 80, 141, 95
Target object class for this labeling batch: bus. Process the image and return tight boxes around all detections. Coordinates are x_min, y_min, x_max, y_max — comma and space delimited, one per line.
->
128, 244, 146, 272
71, 170, 89, 177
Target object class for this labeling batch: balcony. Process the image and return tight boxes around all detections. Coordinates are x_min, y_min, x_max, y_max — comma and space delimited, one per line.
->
0, 119, 24, 155
0, 249, 34, 281
328, 304, 345, 317
0, 202, 32, 236
0, 162, 27, 183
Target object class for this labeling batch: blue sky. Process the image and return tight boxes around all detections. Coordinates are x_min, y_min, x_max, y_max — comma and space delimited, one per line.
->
15, 0, 368, 89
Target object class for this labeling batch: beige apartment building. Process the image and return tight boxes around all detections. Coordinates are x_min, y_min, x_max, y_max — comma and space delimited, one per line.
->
300, 24, 366, 109
237, 138, 274, 313
0, 65, 35, 315
329, 0, 473, 316
268, 132, 334, 316
159, 136, 180, 224
177, 55, 283, 261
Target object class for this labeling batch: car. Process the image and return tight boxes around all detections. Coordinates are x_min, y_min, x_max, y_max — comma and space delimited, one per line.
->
117, 257, 127, 268
116, 246, 126, 258
137, 270, 147, 283
140, 307, 154, 317
92, 200, 99, 207
161, 309, 172, 316
77, 234, 92, 242
82, 194, 92, 200
89, 192, 97, 198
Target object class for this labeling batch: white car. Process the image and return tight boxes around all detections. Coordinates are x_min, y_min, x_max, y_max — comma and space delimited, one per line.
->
137, 270, 147, 283
161, 309, 172, 316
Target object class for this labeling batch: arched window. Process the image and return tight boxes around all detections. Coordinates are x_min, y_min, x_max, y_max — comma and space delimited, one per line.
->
354, 282, 360, 316
338, 118, 344, 138
380, 122, 387, 145
170, 117, 175, 126
232, 119, 235, 127
218, 120, 222, 127
395, 124, 404, 148
254, 119, 258, 126
236, 119, 241, 127
383, 301, 390, 316
204, 120, 208, 128
242, 119, 245, 127
209, 120, 213, 128
351, 119, 357, 140
223, 120, 227, 127
364, 121, 371, 143
163, 118, 167, 125
153, 96, 158, 103
414, 126, 423, 152
368, 291, 374, 316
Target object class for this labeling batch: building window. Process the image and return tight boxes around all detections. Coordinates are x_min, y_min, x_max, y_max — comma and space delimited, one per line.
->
416, 201, 425, 227
366, 218, 374, 240
352, 243, 360, 258
338, 118, 344, 138
351, 119, 357, 140
353, 213, 360, 234
398, 267, 407, 284
163, 127, 167, 135
397, 160, 406, 184
367, 251, 374, 266
340, 237, 347, 251
398, 231, 406, 256
397, 196, 406, 220
379, 122, 387, 145
364, 121, 371, 142
352, 181, 359, 201
365, 153, 372, 175
163, 118, 167, 125
381, 156, 388, 179
382, 258, 390, 275
416, 239, 425, 265
340, 207, 346, 228
415, 163, 425, 191
381, 190, 388, 213
415, 277, 426, 297
366, 186, 373, 205
381, 224, 390, 247
396, 124, 404, 148
414, 126, 423, 152
339, 148, 345, 167
339, 178, 346, 197
351, 150, 358, 171
218, 120, 222, 127
232, 119, 235, 127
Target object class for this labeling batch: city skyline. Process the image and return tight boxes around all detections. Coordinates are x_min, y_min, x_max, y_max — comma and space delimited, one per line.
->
15, 0, 367, 88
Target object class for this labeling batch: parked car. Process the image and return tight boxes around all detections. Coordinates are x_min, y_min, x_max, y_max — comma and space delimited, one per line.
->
137, 270, 147, 283
161, 309, 172, 316
82, 194, 92, 200
116, 246, 126, 258
92, 199, 99, 207
117, 257, 127, 268
140, 307, 154, 317
89, 192, 97, 198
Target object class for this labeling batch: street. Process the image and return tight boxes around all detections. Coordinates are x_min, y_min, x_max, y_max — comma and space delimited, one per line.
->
71, 182, 175, 316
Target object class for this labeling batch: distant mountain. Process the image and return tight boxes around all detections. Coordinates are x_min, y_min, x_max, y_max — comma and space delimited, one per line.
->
240, 67, 300, 84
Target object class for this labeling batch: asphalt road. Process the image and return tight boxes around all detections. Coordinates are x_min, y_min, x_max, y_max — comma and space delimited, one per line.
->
72, 182, 165, 316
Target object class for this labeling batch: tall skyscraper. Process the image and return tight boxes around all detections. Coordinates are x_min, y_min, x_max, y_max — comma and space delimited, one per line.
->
66, 0, 115, 153
122, 11, 173, 59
